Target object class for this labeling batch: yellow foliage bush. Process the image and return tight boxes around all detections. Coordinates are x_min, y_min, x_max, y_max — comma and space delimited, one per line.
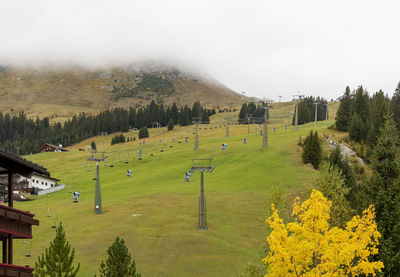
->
264, 190, 383, 276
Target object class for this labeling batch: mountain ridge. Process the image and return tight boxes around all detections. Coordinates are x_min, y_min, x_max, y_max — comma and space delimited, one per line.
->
0, 64, 247, 121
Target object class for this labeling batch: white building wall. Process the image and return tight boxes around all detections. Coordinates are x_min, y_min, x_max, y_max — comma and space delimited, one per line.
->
15, 174, 57, 190
29, 175, 57, 190
37, 184, 65, 195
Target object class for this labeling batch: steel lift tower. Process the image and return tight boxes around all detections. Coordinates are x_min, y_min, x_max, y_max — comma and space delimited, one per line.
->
88, 151, 107, 214
224, 118, 231, 138
292, 94, 304, 130
192, 117, 202, 150
262, 104, 273, 148
245, 114, 253, 134
189, 159, 215, 230
314, 102, 319, 128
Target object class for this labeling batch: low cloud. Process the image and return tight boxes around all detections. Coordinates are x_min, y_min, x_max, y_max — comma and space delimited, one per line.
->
1, 0, 399, 100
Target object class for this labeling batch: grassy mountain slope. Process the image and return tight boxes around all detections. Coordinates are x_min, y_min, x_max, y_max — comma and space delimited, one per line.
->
0, 65, 247, 121
12, 111, 337, 276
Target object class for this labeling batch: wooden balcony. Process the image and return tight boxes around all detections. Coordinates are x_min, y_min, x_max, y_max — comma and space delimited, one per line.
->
0, 263, 33, 277
0, 205, 38, 239
0, 148, 46, 272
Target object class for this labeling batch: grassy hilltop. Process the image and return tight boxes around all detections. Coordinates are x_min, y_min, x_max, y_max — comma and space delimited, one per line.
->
10, 105, 338, 276
0, 65, 246, 122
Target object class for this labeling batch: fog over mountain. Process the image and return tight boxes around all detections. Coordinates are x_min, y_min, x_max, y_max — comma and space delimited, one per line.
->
1, 0, 400, 101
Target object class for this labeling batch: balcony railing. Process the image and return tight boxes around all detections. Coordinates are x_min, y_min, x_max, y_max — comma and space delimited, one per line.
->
0, 263, 34, 277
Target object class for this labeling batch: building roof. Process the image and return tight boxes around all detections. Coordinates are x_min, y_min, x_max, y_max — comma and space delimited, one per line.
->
0, 148, 49, 176
32, 172, 60, 182
40, 143, 68, 151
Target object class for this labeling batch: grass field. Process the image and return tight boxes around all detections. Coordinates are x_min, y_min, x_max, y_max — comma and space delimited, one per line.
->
11, 109, 336, 276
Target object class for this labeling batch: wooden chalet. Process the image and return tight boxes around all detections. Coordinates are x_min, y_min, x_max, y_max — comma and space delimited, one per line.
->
38, 143, 68, 153
0, 148, 48, 276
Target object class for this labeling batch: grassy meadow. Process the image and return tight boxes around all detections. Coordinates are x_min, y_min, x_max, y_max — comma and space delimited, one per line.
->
10, 107, 337, 276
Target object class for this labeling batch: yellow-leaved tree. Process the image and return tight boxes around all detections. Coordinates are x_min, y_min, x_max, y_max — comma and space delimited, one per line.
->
264, 190, 383, 276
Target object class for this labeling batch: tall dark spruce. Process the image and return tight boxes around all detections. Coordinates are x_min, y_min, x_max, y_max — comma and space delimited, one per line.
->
365, 115, 400, 276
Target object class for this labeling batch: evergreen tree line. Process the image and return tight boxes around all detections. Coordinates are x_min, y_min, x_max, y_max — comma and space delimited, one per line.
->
0, 100, 214, 155
292, 96, 328, 125
300, 116, 400, 276
335, 84, 395, 147
335, 83, 400, 275
237, 102, 269, 124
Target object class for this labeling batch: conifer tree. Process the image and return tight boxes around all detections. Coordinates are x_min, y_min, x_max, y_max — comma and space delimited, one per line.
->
328, 145, 356, 201
192, 101, 202, 118
310, 131, 322, 169
301, 130, 322, 169
301, 130, 313, 165
167, 118, 174, 131
201, 111, 210, 123
247, 102, 256, 115
170, 102, 178, 124
367, 121, 376, 146
297, 101, 311, 125
365, 114, 400, 275
335, 86, 352, 131
391, 81, 400, 130
91, 141, 97, 151
98, 237, 140, 277
353, 85, 370, 123
371, 90, 389, 136
238, 103, 248, 123
348, 113, 362, 142
34, 223, 80, 277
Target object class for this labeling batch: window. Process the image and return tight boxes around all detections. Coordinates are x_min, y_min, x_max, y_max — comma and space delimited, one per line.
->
41, 181, 43, 185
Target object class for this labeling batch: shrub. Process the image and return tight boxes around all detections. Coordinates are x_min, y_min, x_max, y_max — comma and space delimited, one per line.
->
111, 134, 126, 145
138, 127, 149, 139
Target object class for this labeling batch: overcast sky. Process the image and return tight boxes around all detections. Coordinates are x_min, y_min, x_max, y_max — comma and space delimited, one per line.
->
1, 0, 399, 101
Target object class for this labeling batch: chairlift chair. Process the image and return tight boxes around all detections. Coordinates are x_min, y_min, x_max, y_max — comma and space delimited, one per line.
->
51, 214, 58, 228
73, 192, 80, 203
25, 248, 32, 258
23, 242, 32, 257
